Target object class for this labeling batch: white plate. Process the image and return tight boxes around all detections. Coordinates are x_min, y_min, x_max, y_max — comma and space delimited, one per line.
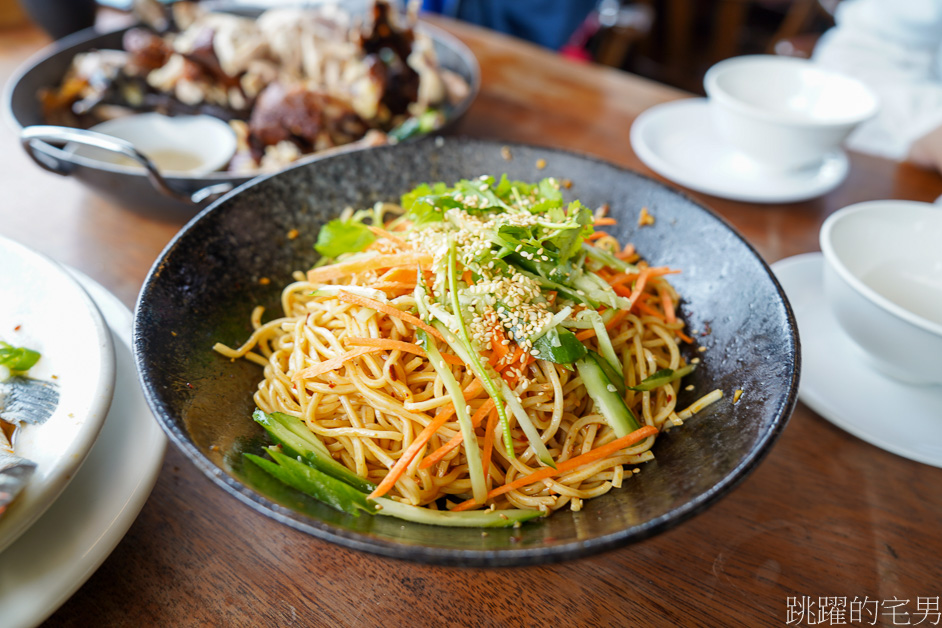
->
0, 269, 166, 628
772, 253, 942, 467
0, 237, 116, 553
630, 98, 850, 203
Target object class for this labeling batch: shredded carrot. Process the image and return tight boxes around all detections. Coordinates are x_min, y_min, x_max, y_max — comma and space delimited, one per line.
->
292, 346, 379, 381
585, 231, 608, 241
607, 271, 639, 288
595, 267, 615, 282
344, 336, 463, 366
423, 379, 484, 428
462, 268, 474, 286
575, 328, 596, 341
419, 398, 495, 469
626, 267, 653, 311
380, 267, 420, 284
441, 353, 465, 366
481, 406, 500, 484
496, 343, 524, 373
368, 380, 483, 500
659, 285, 676, 324
612, 284, 632, 300
593, 217, 617, 226
607, 266, 678, 288
307, 252, 432, 283
634, 298, 666, 321
488, 327, 510, 368
605, 309, 629, 330
676, 329, 695, 344
368, 412, 453, 500
336, 291, 444, 341
502, 350, 534, 388
451, 425, 658, 511
370, 281, 417, 293
367, 225, 409, 249
615, 244, 636, 260
346, 337, 423, 354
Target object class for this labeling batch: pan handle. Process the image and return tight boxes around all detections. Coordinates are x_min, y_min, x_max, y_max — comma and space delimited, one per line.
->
19, 125, 233, 205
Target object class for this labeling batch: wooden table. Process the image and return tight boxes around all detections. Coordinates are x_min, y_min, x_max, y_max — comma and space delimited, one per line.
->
3, 13, 942, 628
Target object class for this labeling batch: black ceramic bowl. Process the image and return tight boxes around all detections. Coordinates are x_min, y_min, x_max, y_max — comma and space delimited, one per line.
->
4, 18, 479, 215
134, 138, 799, 566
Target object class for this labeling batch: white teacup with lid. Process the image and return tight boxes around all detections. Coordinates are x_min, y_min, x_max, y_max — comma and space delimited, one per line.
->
704, 55, 879, 171
820, 200, 942, 386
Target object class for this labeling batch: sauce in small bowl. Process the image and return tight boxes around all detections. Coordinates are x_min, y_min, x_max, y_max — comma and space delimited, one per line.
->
69, 113, 237, 175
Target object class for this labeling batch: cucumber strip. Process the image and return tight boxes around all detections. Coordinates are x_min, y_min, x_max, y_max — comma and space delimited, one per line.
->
437, 243, 516, 458
628, 364, 696, 392
583, 310, 623, 378
245, 451, 376, 516
571, 272, 620, 310
582, 241, 637, 274
575, 352, 641, 437
256, 409, 330, 457
594, 353, 626, 395
512, 265, 596, 308
431, 319, 512, 449
560, 317, 595, 329
267, 448, 377, 514
498, 381, 556, 468
432, 321, 555, 468
241, 454, 328, 520
529, 306, 572, 342
253, 409, 376, 493
423, 331, 488, 504
373, 497, 543, 528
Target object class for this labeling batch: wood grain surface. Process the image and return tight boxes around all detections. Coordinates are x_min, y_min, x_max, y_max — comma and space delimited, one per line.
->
1, 12, 941, 628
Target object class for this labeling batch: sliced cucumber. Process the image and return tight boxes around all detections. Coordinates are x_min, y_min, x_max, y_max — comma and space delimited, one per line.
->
374, 497, 543, 528
253, 409, 376, 493
245, 451, 377, 516
247, 448, 544, 527
594, 352, 626, 395
575, 351, 641, 437
628, 364, 696, 392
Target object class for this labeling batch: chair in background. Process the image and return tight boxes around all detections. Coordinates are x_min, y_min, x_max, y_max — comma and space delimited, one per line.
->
589, 0, 839, 92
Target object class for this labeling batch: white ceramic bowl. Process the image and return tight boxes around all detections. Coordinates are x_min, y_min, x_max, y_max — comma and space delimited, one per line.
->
820, 200, 942, 385
704, 55, 878, 171
0, 236, 116, 552
70, 112, 237, 175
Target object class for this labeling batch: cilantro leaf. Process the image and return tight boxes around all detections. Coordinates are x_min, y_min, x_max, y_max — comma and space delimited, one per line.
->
314, 219, 376, 258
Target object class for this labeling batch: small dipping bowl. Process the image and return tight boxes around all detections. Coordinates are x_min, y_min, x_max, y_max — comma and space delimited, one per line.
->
820, 200, 942, 386
69, 112, 237, 175
704, 55, 879, 171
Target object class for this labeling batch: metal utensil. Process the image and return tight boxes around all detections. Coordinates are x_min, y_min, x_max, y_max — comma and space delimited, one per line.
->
20, 126, 235, 206
0, 429, 36, 516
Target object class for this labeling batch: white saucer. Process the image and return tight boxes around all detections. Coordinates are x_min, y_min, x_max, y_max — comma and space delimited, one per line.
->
630, 98, 850, 203
772, 253, 942, 467
0, 269, 166, 628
